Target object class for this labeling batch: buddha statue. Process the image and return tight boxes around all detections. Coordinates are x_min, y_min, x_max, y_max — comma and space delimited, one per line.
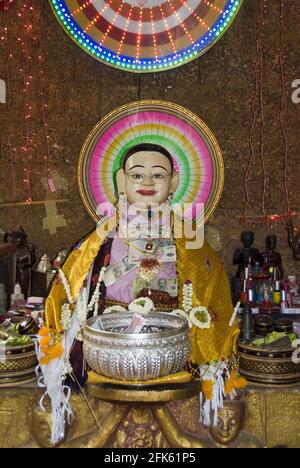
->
208, 399, 262, 448
286, 220, 300, 261
233, 231, 261, 278
28, 398, 70, 448
262, 235, 284, 279
4, 227, 36, 297
44, 143, 240, 445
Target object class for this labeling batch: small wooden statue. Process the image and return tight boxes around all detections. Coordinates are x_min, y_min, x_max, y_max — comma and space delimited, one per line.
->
286, 220, 300, 261
233, 231, 261, 278
262, 235, 284, 279
4, 227, 36, 297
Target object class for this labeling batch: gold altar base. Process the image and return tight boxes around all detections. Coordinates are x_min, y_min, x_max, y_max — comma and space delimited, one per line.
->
0, 384, 300, 448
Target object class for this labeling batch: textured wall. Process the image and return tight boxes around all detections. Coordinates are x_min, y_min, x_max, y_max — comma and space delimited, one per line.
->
0, 0, 299, 278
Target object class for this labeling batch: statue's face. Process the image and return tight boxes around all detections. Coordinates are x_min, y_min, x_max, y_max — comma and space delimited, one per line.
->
118, 151, 179, 206
31, 407, 53, 448
30, 406, 68, 448
209, 403, 244, 446
241, 231, 254, 248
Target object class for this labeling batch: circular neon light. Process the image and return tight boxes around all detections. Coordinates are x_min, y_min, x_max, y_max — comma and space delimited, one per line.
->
78, 100, 224, 223
49, 0, 243, 73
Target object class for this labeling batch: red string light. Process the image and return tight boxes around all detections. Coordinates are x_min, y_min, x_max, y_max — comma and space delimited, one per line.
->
240, 211, 300, 228
1, 0, 55, 207
242, 0, 295, 227
19, 0, 33, 203
1, 0, 17, 219
258, 0, 268, 215
278, 0, 291, 214
242, 13, 261, 217
34, 36, 52, 182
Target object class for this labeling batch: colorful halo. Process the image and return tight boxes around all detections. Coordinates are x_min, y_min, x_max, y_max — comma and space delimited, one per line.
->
49, 0, 243, 73
78, 100, 224, 223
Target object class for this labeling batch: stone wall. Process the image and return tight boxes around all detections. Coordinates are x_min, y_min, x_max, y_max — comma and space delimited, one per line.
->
0, 0, 299, 277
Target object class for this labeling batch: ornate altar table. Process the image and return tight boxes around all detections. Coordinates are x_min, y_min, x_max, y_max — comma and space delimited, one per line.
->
0, 383, 299, 448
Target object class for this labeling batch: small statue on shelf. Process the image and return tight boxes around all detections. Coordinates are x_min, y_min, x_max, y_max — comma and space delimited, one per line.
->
233, 231, 261, 278
286, 220, 300, 261
4, 227, 36, 298
262, 235, 284, 279
10, 283, 25, 306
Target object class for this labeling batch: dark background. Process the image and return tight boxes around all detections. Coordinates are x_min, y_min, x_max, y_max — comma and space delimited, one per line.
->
0, 0, 299, 276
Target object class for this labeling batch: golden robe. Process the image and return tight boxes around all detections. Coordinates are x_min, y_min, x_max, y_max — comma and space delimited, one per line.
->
46, 220, 239, 367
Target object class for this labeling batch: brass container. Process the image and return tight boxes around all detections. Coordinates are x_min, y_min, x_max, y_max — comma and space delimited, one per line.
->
274, 319, 293, 334
254, 315, 274, 337
238, 341, 300, 386
0, 342, 37, 387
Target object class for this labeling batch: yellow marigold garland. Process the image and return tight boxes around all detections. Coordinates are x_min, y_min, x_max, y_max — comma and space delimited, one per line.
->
38, 327, 64, 365
202, 380, 214, 401
224, 370, 248, 396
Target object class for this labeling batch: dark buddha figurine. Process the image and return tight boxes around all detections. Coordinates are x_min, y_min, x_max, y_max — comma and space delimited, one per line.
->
286, 220, 300, 261
233, 231, 261, 278
4, 227, 36, 297
262, 235, 284, 279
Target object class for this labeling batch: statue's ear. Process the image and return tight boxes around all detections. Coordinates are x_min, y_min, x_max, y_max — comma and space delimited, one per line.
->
116, 168, 126, 195
170, 171, 179, 195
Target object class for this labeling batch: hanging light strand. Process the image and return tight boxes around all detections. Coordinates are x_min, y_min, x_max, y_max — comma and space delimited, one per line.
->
242, 16, 261, 217
34, 36, 52, 180
258, 0, 268, 215
19, 0, 33, 203
278, 0, 291, 214
1, 0, 17, 215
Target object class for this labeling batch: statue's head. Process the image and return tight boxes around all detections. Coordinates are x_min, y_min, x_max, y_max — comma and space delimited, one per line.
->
4, 226, 27, 248
28, 398, 69, 448
209, 399, 246, 446
241, 231, 254, 249
266, 235, 277, 251
116, 143, 179, 206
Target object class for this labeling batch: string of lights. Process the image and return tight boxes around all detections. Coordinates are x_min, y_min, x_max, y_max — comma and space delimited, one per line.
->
1, 0, 55, 204
0, 0, 17, 216
241, 0, 295, 228
34, 36, 53, 184
279, 0, 290, 215
49, 0, 243, 73
18, 0, 33, 203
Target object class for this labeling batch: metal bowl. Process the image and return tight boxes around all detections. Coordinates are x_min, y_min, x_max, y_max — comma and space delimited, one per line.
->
83, 313, 191, 381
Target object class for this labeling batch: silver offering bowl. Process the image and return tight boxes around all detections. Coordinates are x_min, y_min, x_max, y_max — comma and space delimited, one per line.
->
83, 313, 191, 381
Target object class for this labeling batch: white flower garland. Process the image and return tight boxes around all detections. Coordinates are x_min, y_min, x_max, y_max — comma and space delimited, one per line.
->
128, 297, 154, 315
103, 305, 127, 315
190, 306, 211, 330
59, 269, 75, 305
58, 264, 108, 333
171, 282, 211, 331
61, 303, 72, 331
183, 282, 193, 312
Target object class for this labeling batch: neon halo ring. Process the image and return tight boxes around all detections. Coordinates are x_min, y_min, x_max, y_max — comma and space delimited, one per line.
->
77, 100, 224, 223
49, 0, 243, 73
